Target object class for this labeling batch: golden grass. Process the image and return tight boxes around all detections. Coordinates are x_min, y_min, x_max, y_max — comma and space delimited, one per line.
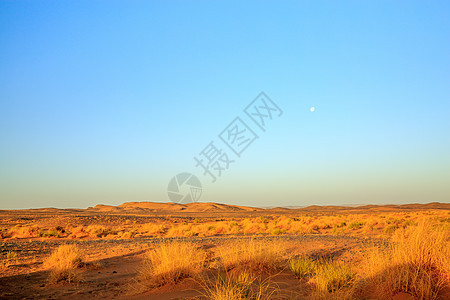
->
138, 241, 207, 287
285, 222, 450, 299
2, 209, 447, 299
312, 259, 355, 293
35, 219, 439, 300
362, 222, 450, 299
289, 256, 316, 279
200, 271, 278, 300
44, 244, 85, 284
217, 239, 284, 273
129, 215, 449, 296
2, 210, 448, 241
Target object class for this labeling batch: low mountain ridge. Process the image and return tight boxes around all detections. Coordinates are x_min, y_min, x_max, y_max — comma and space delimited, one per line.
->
91, 201, 263, 213
88, 201, 450, 213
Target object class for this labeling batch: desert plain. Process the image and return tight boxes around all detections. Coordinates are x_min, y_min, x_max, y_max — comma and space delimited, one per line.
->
0, 202, 449, 299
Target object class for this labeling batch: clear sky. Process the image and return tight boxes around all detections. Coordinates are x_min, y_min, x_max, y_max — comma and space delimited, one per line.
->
1, 1, 449, 209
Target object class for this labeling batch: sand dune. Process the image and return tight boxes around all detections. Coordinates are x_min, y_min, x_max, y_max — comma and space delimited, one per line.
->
105, 201, 263, 213
86, 201, 450, 214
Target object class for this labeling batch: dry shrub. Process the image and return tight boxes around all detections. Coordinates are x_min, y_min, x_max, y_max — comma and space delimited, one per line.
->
217, 239, 284, 273
8, 225, 40, 238
166, 224, 195, 237
192, 223, 219, 236
40, 228, 60, 238
85, 225, 111, 238
363, 222, 450, 299
242, 221, 266, 235
44, 244, 85, 284
139, 241, 206, 287
213, 221, 232, 235
140, 223, 165, 236
68, 226, 89, 239
348, 222, 364, 230
275, 216, 292, 230
290, 221, 309, 234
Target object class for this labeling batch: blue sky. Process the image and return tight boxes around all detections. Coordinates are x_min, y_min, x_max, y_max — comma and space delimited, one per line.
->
1, 1, 449, 209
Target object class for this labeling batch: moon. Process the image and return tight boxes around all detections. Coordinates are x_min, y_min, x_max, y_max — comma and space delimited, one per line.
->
310, 107, 315, 112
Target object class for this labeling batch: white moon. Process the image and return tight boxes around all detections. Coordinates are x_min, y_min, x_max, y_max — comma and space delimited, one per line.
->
310, 107, 315, 112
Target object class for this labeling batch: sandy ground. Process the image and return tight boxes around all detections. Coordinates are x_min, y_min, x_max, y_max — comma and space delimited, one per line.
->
1, 234, 385, 299
0, 202, 448, 299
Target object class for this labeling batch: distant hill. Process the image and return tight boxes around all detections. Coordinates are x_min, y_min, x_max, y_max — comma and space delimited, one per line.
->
2, 201, 449, 214
90, 201, 263, 213
87, 201, 450, 214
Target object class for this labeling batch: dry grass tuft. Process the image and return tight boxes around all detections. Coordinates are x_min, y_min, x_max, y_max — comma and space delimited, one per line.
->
312, 259, 355, 293
289, 256, 316, 279
44, 244, 85, 284
200, 271, 278, 300
217, 239, 284, 274
138, 241, 206, 287
6, 250, 18, 262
